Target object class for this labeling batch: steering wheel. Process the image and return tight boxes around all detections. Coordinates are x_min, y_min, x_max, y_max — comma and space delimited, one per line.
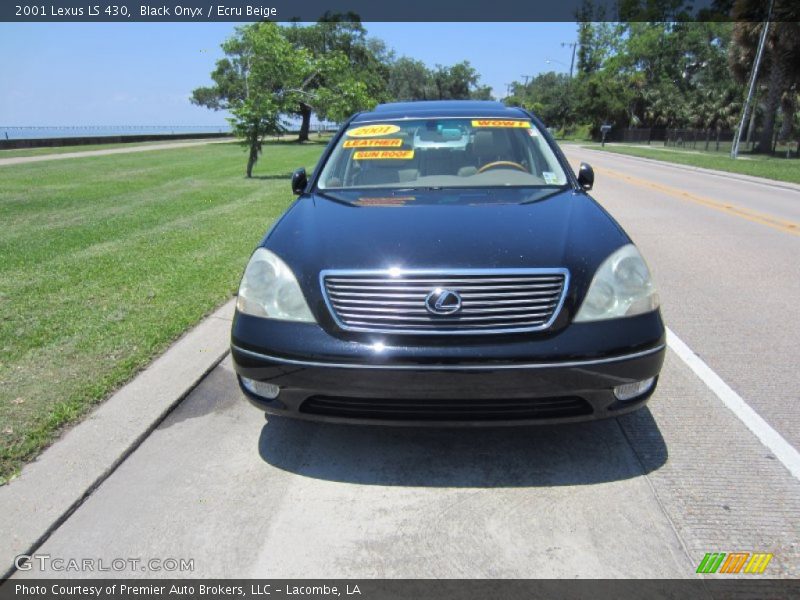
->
477, 160, 528, 174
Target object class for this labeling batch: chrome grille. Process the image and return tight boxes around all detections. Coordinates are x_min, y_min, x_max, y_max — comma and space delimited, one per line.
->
321, 269, 568, 334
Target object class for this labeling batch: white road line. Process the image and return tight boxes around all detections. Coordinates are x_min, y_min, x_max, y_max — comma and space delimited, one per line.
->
666, 327, 800, 481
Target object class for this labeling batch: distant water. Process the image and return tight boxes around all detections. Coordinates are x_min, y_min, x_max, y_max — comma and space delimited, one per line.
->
0, 125, 232, 140
1, 121, 337, 140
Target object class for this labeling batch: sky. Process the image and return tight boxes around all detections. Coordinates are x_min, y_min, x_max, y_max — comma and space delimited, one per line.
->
0, 22, 578, 126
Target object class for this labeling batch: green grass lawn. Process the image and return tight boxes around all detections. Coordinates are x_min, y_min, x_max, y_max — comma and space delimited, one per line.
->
0, 140, 325, 483
581, 143, 800, 185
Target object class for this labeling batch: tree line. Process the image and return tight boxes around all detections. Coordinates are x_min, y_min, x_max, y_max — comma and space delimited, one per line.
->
507, 0, 799, 152
192, 16, 491, 176
193, 3, 800, 177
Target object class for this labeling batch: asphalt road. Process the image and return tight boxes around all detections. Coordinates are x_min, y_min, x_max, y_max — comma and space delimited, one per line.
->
13, 147, 800, 579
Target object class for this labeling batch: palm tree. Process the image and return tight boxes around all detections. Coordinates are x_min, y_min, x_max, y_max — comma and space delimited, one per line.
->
729, 0, 800, 152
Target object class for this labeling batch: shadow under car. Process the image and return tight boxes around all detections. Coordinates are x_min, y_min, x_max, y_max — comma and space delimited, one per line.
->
257, 406, 667, 488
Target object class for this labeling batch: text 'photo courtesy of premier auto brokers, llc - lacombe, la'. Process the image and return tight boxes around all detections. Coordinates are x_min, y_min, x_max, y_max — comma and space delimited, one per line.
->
14, 583, 359, 596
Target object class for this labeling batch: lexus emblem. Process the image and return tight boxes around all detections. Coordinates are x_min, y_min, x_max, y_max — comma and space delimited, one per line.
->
425, 288, 462, 315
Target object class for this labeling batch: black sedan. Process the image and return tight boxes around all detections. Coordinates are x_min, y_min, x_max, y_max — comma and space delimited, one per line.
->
231, 101, 665, 425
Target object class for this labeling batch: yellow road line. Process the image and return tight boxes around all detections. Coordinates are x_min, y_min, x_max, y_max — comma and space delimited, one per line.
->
595, 166, 800, 237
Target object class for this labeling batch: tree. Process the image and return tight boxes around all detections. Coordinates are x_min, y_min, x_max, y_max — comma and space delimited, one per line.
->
387, 57, 434, 100
192, 22, 308, 177
192, 21, 375, 176
432, 62, 488, 100
564, 17, 740, 137
505, 72, 574, 129
283, 15, 389, 141
470, 84, 494, 101
778, 91, 796, 142
729, 0, 800, 151
684, 23, 741, 138
576, 2, 613, 77
386, 59, 493, 102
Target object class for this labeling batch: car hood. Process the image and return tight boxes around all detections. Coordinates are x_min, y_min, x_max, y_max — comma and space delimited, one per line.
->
262, 188, 630, 323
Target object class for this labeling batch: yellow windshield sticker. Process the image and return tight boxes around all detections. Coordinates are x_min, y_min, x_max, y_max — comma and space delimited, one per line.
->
343, 138, 403, 148
353, 150, 415, 160
346, 124, 402, 137
471, 119, 532, 128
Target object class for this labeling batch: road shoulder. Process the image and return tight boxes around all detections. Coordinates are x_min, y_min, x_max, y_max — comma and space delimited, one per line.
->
0, 299, 235, 578
565, 143, 800, 193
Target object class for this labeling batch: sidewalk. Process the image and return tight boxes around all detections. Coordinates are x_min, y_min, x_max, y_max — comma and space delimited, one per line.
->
0, 300, 235, 578
0, 138, 234, 167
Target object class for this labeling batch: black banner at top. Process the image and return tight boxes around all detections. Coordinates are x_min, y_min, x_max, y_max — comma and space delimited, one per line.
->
0, 0, 787, 23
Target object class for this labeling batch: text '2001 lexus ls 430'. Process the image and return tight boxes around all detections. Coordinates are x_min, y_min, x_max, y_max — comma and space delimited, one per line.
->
231, 101, 665, 425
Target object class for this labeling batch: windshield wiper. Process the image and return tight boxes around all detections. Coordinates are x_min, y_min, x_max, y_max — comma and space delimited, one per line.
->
314, 190, 354, 206
518, 186, 569, 205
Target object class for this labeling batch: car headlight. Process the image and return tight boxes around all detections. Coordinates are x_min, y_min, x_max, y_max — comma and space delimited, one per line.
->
574, 244, 659, 322
236, 248, 315, 323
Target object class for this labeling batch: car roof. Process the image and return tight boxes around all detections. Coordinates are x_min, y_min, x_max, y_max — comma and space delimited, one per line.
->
351, 101, 530, 123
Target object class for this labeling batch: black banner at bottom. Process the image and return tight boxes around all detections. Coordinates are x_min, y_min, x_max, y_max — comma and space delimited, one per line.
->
2, 579, 800, 600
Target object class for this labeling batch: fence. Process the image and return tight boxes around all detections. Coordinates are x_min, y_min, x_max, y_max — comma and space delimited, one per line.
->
665, 128, 740, 152
602, 127, 665, 144
601, 127, 796, 155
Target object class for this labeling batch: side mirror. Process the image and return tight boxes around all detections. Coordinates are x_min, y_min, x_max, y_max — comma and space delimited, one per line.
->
291, 168, 307, 195
577, 162, 594, 191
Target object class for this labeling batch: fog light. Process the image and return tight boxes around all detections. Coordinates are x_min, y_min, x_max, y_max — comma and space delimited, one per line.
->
613, 377, 655, 401
240, 377, 280, 399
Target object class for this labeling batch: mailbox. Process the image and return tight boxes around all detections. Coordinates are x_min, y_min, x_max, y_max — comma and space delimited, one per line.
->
600, 124, 612, 146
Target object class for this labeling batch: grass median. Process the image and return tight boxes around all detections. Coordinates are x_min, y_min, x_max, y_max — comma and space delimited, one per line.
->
0, 140, 325, 483
582, 143, 800, 185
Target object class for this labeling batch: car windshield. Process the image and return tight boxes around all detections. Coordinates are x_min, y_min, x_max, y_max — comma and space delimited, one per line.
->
317, 117, 569, 190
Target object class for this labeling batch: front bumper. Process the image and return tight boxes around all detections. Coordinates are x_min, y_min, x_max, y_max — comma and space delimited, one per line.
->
231, 311, 666, 426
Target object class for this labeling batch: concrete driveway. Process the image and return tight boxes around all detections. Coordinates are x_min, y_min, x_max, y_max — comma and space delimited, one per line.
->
7, 146, 800, 579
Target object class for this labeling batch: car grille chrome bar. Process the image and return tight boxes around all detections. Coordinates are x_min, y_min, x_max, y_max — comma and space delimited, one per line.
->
321, 268, 569, 335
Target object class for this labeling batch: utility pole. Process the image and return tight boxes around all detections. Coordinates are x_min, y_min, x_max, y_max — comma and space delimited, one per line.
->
561, 42, 578, 78
521, 75, 533, 86
731, 0, 773, 159
505, 83, 514, 97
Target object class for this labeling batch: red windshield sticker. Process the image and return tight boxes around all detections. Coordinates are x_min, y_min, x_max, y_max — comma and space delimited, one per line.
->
353, 150, 415, 160
471, 120, 532, 128
343, 138, 403, 148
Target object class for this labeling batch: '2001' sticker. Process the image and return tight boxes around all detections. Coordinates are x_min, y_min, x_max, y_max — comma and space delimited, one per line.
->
346, 124, 401, 137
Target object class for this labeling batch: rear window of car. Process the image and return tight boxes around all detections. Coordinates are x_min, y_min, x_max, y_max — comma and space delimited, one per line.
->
317, 118, 568, 190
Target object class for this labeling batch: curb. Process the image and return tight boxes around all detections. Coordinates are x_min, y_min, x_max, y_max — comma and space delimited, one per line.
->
0, 299, 236, 578
571, 144, 800, 194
